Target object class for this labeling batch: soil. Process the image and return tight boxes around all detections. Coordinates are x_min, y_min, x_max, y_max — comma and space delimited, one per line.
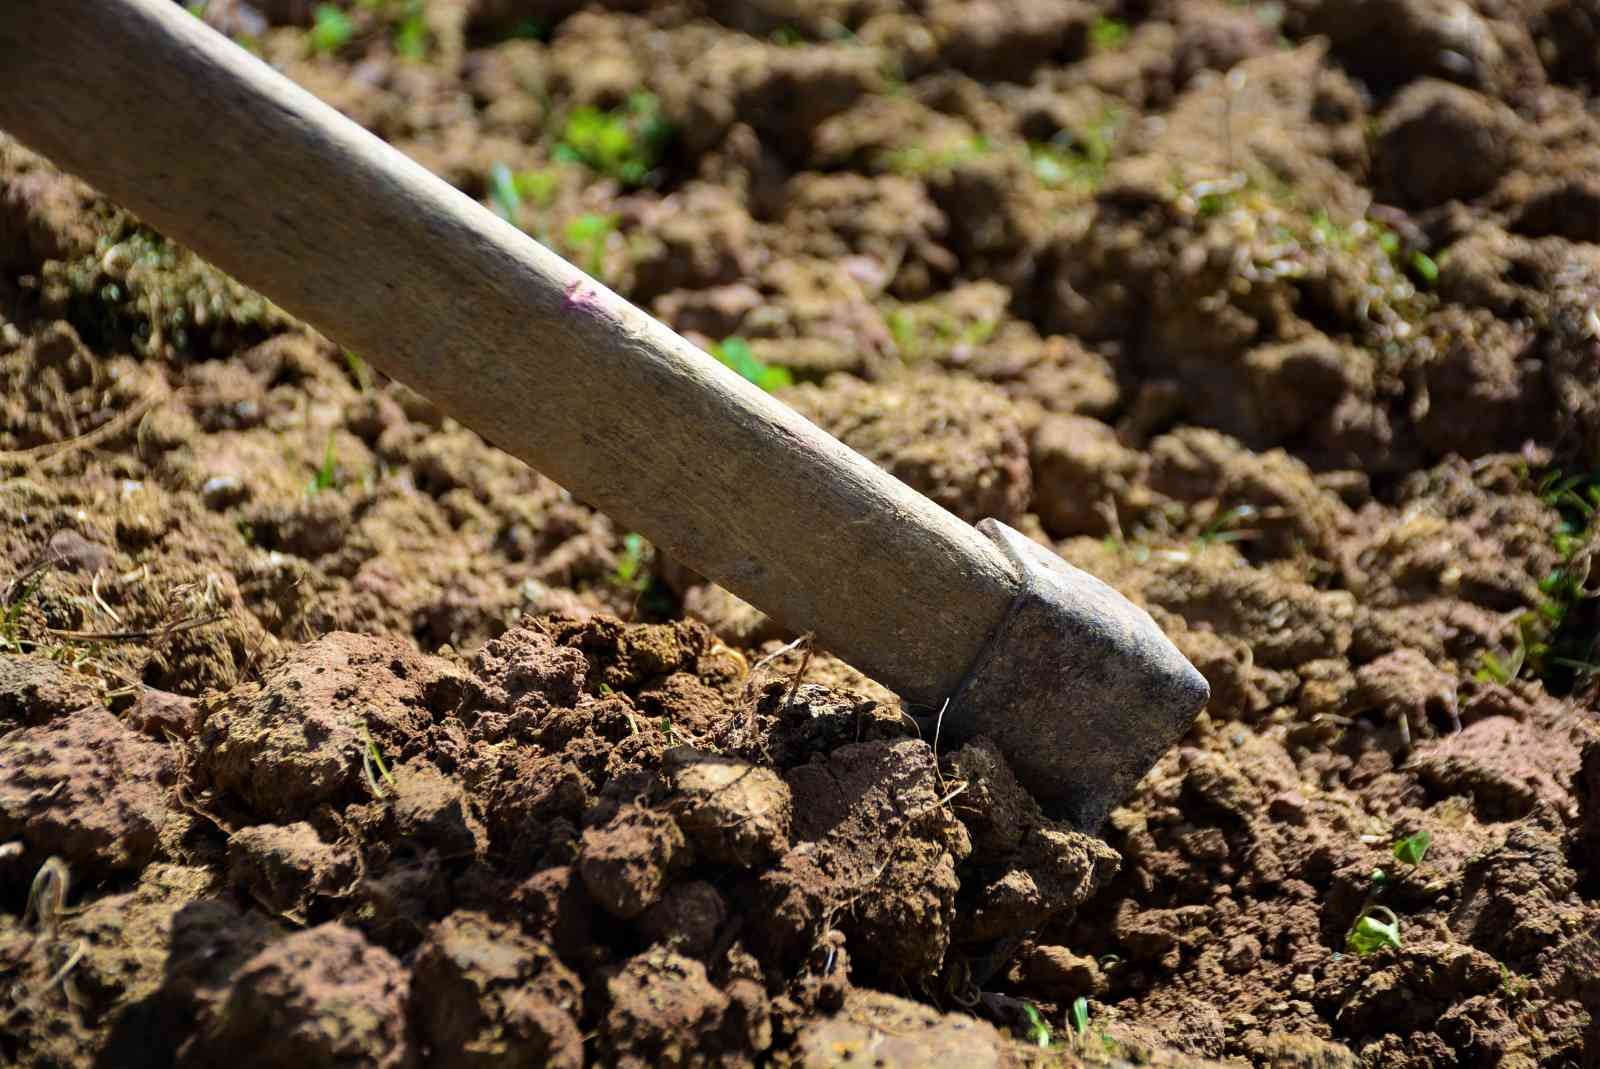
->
3, 0, 1600, 1065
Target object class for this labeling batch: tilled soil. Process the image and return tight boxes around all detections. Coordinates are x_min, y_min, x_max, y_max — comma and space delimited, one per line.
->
3, 0, 1600, 1065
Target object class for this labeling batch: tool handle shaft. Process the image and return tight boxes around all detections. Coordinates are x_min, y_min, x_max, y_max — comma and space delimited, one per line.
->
0, 0, 1018, 703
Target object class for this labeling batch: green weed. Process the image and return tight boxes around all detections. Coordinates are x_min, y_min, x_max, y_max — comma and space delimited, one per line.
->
564, 213, 618, 280
360, 724, 396, 798
1071, 996, 1090, 1038
1030, 110, 1121, 191
308, 434, 339, 495
1393, 830, 1431, 867
711, 337, 793, 391
342, 349, 373, 392
1478, 469, 1600, 688
555, 93, 672, 188
1090, 16, 1131, 50
1196, 504, 1259, 545
612, 533, 651, 593
488, 162, 523, 224
392, 0, 428, 59
1409, 250, 1439, 285
309, 4, 355, 53
1020, 1002, 1052, 1048
0, 564, 45, 654
882, 135, 991, 176
1345, 906, 1402, 955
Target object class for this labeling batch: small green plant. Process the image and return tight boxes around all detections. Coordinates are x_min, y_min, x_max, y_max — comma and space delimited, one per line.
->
488, 162, 523, 224
1409, 250, 1439, 285
308, 434, 339, 495
1071, 996, 1090, 1038
563, 213, 618, 279
360, 724, 396, 798
1478, 469, 1600, 687
1345, 906, 1402, 955
308, 4, 355, 54
1020, 1002, 1052, 1048
0, 566, 45, 654
516, 168, 559, 209
392, 0, 428, 59
555, 93, 672, 188
882, 135, 990, 177
612, 533, 651, 593
1030, 109, 1123, 192
342, 349, 373, 392
1393, 830, 1431, 866
1196, 503, 1259, 545
711, 337, 794, 392
1090, 16, 1131, 50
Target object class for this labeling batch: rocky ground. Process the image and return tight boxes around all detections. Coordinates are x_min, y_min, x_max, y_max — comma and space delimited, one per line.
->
2, 0, 1600, 1065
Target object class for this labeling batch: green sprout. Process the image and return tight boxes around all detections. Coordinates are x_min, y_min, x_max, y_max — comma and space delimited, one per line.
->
516, 168, 559, 209
711, 337, 793, 392
360, 724, 396, 798
308, 434, 339, 495
555, 93, 672, 188
564, 213, 618, 280
881, 135, 990, 177
1345, 906, 1402, 956
0, 566, 45, 654
1020, 1002, 1052, 1048
308, 4, 355, 54
1030, 109, 1123, 192
392, 0, 427, 59
342, 349, 373, 392
1479, 469, 1600, 687
612, 533, 651, 593
1071, 996, 1090, 1038
1090, 16, 1131, 50
488, 162, 523, 224
1409, 251, 1439, 285
1393, 830, 1431, 866
1197, 504, 1260, 545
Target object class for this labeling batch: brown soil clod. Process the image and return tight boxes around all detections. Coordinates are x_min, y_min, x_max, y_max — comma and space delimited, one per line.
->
5, 0, 1600, 1064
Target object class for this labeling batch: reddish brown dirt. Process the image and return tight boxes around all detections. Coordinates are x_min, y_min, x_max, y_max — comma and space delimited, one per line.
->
3, 0, 1600, 1066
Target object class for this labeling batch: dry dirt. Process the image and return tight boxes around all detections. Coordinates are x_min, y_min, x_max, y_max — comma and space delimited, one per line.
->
3, 0, 1600, 1066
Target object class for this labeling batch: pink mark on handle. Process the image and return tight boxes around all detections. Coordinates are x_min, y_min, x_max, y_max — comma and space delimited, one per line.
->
563, 279, 600, 313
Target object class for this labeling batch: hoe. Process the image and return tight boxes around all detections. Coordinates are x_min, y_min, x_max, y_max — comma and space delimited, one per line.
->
0, 0, 1208, 830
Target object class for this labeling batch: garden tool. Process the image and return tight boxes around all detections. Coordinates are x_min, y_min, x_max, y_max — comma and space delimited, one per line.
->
0, 0, 1208, 830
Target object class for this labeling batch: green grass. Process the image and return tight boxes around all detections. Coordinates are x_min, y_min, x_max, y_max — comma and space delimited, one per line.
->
881, 135, 991, 177
710, 337, 793, 392
564, 213, 618, 280
1090, 16, 1131, 50
611, 533, 650, 593
360, 724, 396, 798
0, 565, 45, 654
555, 93, 672, 188
308, 4, 355, 53
488, 162, 523, 224
308, 434, 340, 495
1478, 469, 1600, 689
1070, 996, 1090, 1038
1020, 1002, 1052, 1047
1030, 107, 1123, 192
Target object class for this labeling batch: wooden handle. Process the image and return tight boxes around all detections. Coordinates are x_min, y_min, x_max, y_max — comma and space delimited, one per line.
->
0, 0, 1020, 705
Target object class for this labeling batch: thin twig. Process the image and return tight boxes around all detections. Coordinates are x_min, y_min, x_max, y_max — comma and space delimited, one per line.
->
0, 388, 168, 469
45, 612, 227, 643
